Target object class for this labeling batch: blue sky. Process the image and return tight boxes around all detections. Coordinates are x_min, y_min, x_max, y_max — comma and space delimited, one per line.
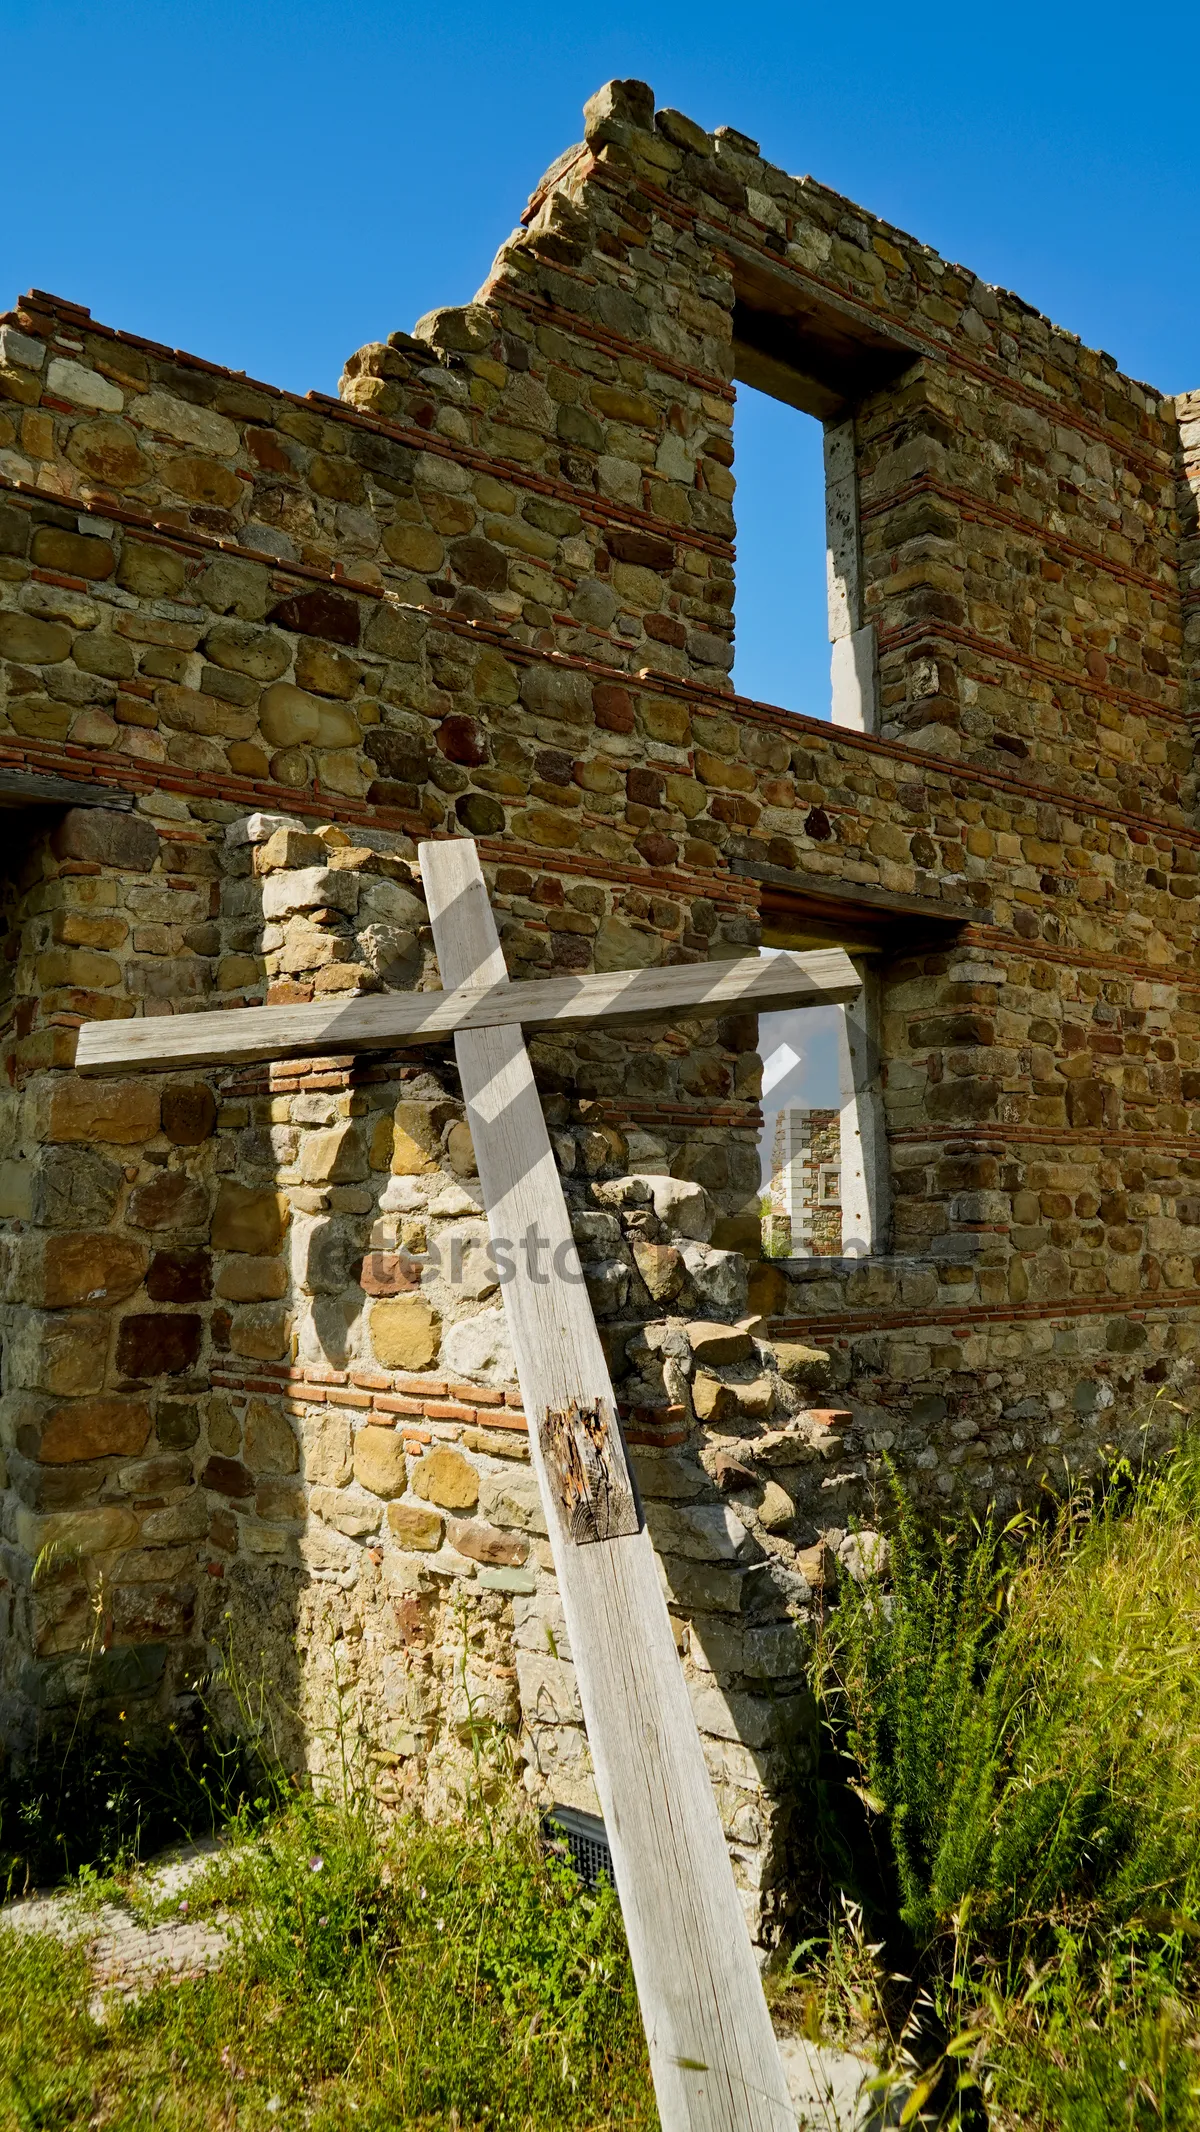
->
3, 0, 1195, 713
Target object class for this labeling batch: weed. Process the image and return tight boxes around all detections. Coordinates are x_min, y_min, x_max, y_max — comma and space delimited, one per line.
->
0, 1800, 654, 2131
805, 1437, 1200, 2124
0, 1719, 281, 1899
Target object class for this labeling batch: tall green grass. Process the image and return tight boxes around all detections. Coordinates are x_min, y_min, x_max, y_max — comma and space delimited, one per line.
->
814, 1438, 1200, 2124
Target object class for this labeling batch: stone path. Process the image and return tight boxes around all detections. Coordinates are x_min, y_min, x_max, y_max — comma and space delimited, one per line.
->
1, 1837, 238, 2021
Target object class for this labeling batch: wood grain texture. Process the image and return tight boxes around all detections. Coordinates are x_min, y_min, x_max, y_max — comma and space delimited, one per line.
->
0, 768, 134, 811
541, 1398, 640, 1543
420, 837, 793, 2132
75, 943, 861, 1076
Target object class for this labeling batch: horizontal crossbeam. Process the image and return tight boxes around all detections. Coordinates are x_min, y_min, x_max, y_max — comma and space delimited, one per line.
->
74, 946, 860, 1076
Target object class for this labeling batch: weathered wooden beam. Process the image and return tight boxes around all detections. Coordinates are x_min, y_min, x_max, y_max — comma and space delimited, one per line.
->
0, 768, 135, 811
732, 856, 985, 928
420, 838, 794, 2132
75, 944, 861, 1076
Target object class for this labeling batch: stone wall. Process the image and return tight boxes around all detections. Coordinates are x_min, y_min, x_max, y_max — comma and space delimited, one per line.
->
770, 1107, 841, 1257
1, 76, 1198, 1942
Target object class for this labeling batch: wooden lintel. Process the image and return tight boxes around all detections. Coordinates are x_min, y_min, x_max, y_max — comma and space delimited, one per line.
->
0, 768, 134, 812
732, 858, 986, 930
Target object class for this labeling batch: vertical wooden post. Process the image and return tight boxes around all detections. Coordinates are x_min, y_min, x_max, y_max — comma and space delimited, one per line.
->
421, 839, 794, 2132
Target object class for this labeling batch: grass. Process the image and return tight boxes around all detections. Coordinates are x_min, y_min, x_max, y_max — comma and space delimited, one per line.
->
0, 1798, 655, 2132
806, 1431, 1200, 2127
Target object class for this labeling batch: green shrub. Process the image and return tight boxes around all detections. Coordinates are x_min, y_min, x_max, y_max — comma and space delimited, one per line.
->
821, 1447, 1200, 1950
812, 1441, 1200, 2123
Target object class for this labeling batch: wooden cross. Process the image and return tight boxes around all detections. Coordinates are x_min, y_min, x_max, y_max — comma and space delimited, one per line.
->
77, 839, 861, 2132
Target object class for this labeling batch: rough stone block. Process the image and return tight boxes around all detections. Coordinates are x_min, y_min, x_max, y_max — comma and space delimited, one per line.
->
115, 1312, 202, 1379
161, 1085, 218, 1146
359, 1252, 420, 1298
692, 1372, 737, 1423
687, 1321, 754, 1366
50, 808, 160, 870
216, 1255, 288, 1302
634, 1174, 715, 1241
301, 1413, 353, 1487
299, 1123, 368, 1184
257, 827, 325, 872
632, 1240, 684, 1302
155, 1401, 200, 1450
387, 1500, 444, 1550
478, 1565, 538, 1595
681, 1243, 748, 1314
352, 1425, 409, 1499
477, 1467, 546, 1535
38, 1396, 152, 1464
44, 1080, 161, 1146
146, 1248, 212, 1303
311, 1486, 383, 1537
200, 1455, 254, 1498
370, 1296, 439, 1370
211, 1181, 289, 1253
447, 1518, 529, 1567
127, 1170, 210, 1232
409, 1448, 479, 1511
39, 1233, 147, 1309
11, 1310, 109, 1396
244, 1401, 299, 1475
229, 1309, 288, 1360
261, 865, 358, 919
390, 1101, 442, 1176
17, 1505, 140, 1560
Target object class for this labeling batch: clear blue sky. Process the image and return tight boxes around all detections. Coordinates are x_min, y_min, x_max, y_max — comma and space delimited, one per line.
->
3, 0, 1195, 713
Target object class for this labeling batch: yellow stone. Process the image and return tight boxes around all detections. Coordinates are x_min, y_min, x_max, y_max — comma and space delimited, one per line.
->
212, 1182, 289, 1253
352, 1425, 409, 1499
17, 1505, 140, 1559
370, 1297, 439, 1370
259, 681, 321, 747
387, 1500, 444, 1550
41, 1232, 147, 1309
216, 1256, 287, 1302
409, 1447, 478, 1512
391, 1101, 440, 1175
39, 1396, 151, 1464
45, 1079, 160, 1145
383, 524, 444, 572
37, 947, 122, 989
368, 1114, 394, 1170
299, 1123, 367, 1184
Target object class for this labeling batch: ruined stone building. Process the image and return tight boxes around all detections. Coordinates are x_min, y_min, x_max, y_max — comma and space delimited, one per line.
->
1, 76, 1198, 1939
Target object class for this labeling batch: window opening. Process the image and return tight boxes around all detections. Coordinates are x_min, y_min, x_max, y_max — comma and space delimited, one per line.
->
757, 949, 889, 1261
730, 385, 878, 733
758, 960, 841, 1259
729, 384, 829, 716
